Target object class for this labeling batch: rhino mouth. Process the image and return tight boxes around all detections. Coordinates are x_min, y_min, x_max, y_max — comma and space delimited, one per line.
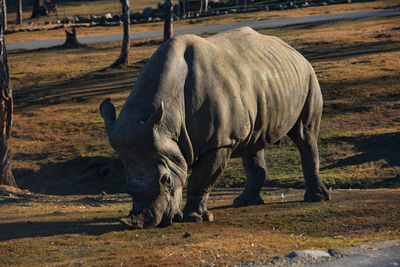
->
122, 183, 175, 229
120, 213, 145, 229
120, 205, 175, 229
120, 207, 155, 229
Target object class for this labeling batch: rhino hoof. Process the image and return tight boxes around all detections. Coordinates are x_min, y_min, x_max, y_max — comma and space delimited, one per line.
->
119, 216, 144, 229
202, 211, 214, 222
233, 194, 264, 207
183, 212, 203, 222
304, 188, 331, 202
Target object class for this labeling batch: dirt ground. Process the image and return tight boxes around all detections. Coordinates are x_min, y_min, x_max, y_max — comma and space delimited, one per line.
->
0, 187, 399, 265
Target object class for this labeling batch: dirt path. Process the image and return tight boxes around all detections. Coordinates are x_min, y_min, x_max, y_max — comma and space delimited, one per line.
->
238, 240, 400, 266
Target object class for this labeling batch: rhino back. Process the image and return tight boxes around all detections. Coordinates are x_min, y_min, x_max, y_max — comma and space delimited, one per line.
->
176, 27, 314, 158
115, 27, 317, 162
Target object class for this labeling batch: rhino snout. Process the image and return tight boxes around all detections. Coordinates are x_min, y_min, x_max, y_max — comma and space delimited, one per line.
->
120, 213, 145, 229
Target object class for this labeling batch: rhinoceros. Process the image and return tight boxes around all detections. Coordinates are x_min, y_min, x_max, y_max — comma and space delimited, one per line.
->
100, 27, 330, 228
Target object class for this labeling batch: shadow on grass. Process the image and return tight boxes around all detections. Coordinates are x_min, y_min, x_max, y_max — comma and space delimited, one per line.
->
13, 60, 147, 111
13, 133, 399, 196
14, 156, 126, 195
0, 217, 125, 242
320, 74, 400, 101
300, 40, 400, 62
8, 42, 118, 56
321, 132, 400, 170
208, 200, 304, 211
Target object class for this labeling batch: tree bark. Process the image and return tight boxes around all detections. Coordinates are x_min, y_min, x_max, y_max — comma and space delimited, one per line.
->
112, 0, 130, 67
1, 0, 7, 31
63, 27, 83, 48
17, 0, 23, 25
31, 0, 47, 19
164, 0, 173, 41
0, 8, 16, 187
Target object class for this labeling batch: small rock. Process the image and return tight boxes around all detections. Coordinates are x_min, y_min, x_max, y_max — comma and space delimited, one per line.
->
104, 13, 113, 19
183, 232, 191, 238
286, 250, 330, 258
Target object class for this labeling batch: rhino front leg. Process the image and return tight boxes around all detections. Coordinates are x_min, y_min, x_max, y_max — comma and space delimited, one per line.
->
182, 148, 231, 222
233, 150, 266, 207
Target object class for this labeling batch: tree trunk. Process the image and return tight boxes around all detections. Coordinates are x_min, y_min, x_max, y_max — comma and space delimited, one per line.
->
0, 8, 16, 187
164, 0, 173, 41
17, 0, 23, 25
31, 0, 47, 19
112, 0, 130, 67
1, 0, 7, 31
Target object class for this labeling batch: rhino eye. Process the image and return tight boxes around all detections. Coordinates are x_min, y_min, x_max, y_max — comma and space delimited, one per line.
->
161, 174, 173, 188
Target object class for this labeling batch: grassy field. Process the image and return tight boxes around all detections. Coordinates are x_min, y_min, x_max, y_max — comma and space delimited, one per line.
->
0, 8, 399, 266
4, 0, 400, 42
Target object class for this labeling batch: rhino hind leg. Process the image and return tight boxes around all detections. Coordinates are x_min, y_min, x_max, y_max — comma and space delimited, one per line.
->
288, 126, 330, 202
182, 148, 231, 222
288, 78, 330, 202
233, 150, 266, 207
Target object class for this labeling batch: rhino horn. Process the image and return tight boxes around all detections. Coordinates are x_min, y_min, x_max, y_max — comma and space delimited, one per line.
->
145, 101, 164, 129
100, 98, 116, 130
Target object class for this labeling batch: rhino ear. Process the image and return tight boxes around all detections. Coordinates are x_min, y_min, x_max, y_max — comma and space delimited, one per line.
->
145, 101, 164, 129
100, 98, 116, 129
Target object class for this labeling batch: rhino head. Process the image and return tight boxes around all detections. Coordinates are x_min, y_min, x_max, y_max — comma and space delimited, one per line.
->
100, 99, 186, 228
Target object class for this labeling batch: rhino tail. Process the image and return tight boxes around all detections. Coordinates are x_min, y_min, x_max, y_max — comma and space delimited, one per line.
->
100, 98, 116, 129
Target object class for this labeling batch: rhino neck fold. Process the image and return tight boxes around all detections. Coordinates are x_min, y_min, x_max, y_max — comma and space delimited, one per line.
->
178, 124, 195, 168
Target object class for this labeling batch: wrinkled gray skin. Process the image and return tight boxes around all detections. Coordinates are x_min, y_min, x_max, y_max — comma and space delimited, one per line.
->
100, 27, 330, 228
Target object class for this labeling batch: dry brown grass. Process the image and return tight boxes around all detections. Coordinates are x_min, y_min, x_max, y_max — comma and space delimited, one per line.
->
5, 0, 399, 43
1, 189, 399, 265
